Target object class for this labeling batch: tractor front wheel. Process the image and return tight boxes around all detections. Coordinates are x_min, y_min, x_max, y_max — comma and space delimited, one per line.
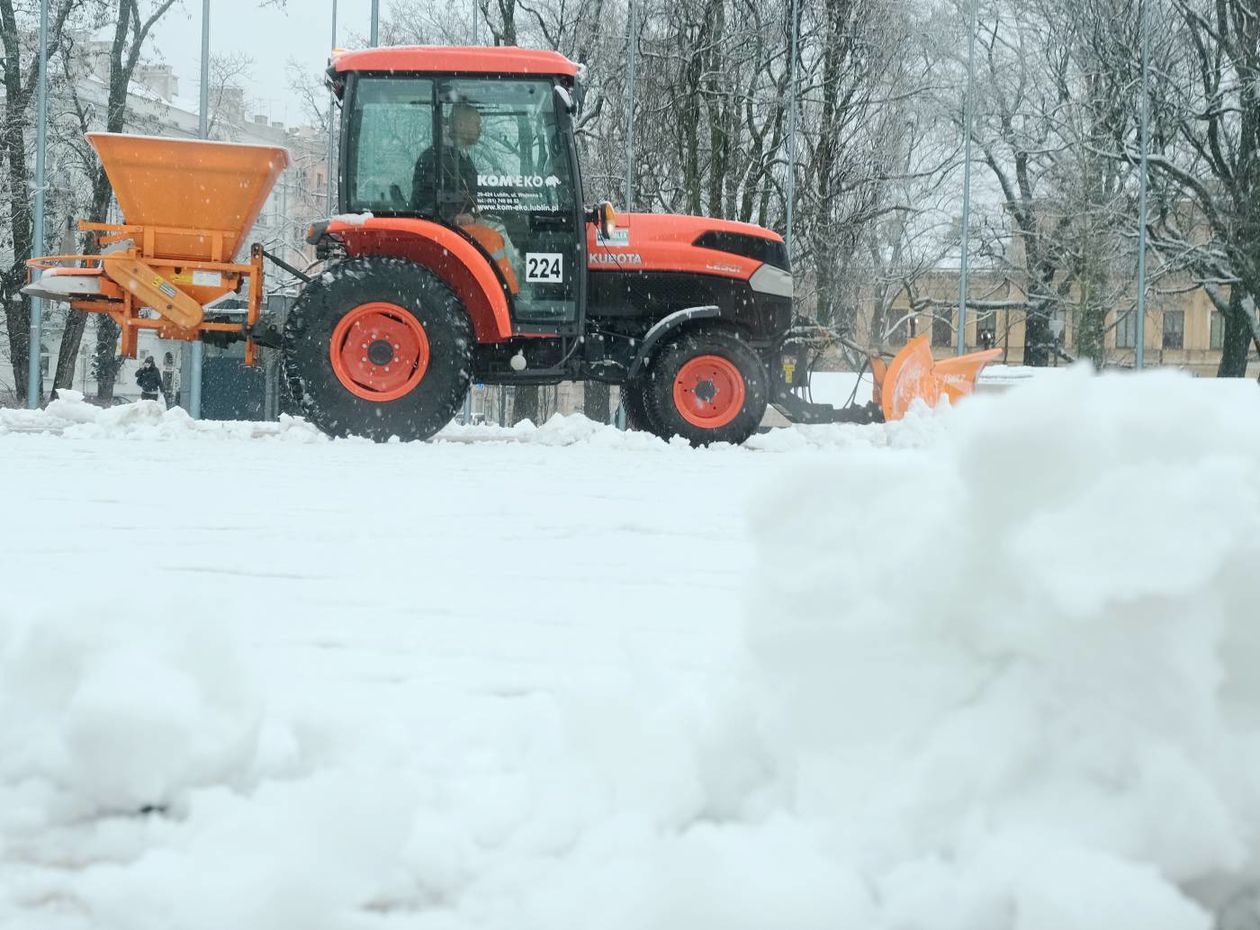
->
620, 374, 661, 434
645, 329, 767, 446
283, 257, 472, 441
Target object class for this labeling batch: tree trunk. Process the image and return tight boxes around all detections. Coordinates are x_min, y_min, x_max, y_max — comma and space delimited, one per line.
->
1075, 248, 1107, 367
1217, 289, 1253, 377
55, 1, 136, 398
1023, 307, 1053, 367
583, 380, 611, 423
93, 316, 121, 401
512, 384, 539, 424
1, 77, 33, 401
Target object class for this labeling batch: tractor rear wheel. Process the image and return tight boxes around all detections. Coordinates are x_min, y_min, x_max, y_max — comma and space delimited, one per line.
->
283, 257, 472, 441
646, 329, 767, 446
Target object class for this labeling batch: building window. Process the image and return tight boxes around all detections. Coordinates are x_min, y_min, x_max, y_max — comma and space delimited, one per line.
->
976, 311, 997, 349
1115, 310, 1137, 349
1210, 310, 1224, 350
931, 309, 954, 347
1162, 310, 1184, 350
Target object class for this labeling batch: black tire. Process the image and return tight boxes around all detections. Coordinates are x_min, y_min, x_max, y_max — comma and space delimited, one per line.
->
644, 328, 768, 446
620, 374, 661, 433
283, 257, 472, 441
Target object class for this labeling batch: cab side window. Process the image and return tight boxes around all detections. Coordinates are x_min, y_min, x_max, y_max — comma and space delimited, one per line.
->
347, 78, 434, 213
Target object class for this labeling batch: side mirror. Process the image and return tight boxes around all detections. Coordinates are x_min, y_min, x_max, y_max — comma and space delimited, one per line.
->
573, 64, 588, 114
594, 201, 616, 241
554, 85, 576, 115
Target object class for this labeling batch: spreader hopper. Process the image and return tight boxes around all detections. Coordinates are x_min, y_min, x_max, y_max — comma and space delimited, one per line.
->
24, 133, 290, 361
88, 132, 289, 263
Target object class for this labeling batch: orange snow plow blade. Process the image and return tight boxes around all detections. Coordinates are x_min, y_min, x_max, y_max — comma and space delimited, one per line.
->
876, 335, 1002, 421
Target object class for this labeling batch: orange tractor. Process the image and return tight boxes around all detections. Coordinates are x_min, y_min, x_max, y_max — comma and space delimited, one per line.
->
26, 46, 1000, 444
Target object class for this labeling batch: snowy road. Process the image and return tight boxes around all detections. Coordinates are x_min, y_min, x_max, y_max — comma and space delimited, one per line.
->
1, 402, 896, 930
3, 376, 1260, 930
2, 422, 774, 707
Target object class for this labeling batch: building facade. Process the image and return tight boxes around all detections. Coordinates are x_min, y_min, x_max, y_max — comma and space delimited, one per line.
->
852, 269, 1258, 378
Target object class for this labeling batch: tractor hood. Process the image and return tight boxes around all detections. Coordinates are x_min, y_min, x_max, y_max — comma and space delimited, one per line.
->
585, 213, 789, 283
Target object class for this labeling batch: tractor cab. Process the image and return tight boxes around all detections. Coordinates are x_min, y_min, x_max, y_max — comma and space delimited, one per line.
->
334, 48, 586, 333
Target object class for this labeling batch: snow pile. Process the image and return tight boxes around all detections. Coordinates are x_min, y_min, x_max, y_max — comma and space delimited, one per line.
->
0, 605, 264, 824
437, 411, 698, 450
748, 367, 1260, 929
4, 367, 1260, 929
1, 391, 326, 442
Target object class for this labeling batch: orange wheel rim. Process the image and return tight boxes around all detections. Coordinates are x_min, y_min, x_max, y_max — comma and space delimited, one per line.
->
329, 302, 429, 402
673, 354, 745, 428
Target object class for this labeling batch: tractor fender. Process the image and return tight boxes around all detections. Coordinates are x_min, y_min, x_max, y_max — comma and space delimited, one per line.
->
317, 216, 513, 344
627, 305, 720, 379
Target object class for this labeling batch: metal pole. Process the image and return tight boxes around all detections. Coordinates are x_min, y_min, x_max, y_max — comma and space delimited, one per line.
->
624, 0, 637, 210
1134, 0, 1150, 369
27, 0, 49, 408
199, 0, 210, 138
784, 0, 800, 256
957, 0, 978, 357
371, 0, 379, 45
188, 0, 210, 419
471, 0, 478, 43
326, 0, 338, 214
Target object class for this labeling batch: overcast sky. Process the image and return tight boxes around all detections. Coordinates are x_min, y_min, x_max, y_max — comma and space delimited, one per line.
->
149, 0, 382, 127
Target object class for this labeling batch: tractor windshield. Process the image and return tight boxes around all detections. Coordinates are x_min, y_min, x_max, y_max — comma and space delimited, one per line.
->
345, 75, 581, 327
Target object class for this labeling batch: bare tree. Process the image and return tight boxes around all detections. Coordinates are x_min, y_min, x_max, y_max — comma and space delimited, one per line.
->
50, 0, 178, 401
0, 0, 89, 401
1145, 0, 1260, 376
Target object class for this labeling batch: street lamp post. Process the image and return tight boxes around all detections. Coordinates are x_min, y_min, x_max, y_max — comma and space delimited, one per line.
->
1134, 0, 1151, 369
624, 0, 637, 211
957, 0, 979, 357
188, 0, 211, 419
371, 0, 379, 45
327, 0, 338, 214
27, 0, 49, 409
784, 0, 800, 257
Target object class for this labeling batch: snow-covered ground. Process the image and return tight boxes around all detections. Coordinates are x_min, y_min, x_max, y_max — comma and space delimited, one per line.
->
2, 370, 1259, 930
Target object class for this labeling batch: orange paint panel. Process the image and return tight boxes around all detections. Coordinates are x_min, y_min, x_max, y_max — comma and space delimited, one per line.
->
585, 213, 779, 280
880, 335, 1002, 421
332, 46, 579, 77
673, 355, 746, 428
328, 216, 513, 344
330, 302, 431, 401
87, 133, 289, 263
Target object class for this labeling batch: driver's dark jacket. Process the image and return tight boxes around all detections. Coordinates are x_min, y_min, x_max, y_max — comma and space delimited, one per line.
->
412, 145, 478, 219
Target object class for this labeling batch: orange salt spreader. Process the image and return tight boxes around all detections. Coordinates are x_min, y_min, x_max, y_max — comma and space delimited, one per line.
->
24, 132, 288, 365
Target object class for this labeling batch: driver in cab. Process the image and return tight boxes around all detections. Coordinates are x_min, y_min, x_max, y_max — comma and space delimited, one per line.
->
412, 101, 520, 293
412, 101, 480, 224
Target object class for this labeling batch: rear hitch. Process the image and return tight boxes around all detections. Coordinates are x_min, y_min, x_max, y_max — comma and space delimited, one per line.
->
245, 318, 285, 349
771, 386, 883, 425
